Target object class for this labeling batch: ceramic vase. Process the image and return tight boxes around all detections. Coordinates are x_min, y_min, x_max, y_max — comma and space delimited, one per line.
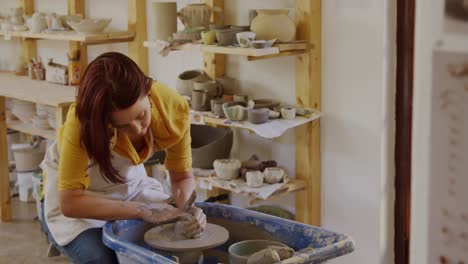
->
250, 9, 296, 42
177, 4, 211, 29
152, 2, 177, 41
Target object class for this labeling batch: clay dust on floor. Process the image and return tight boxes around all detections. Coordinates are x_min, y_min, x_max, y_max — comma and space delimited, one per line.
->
0, 197, 70, 264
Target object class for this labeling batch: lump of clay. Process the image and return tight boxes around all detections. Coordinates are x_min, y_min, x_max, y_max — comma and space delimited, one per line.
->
246, 248, 280, 264
173, 215, 202, 239
267, 246, 295, 260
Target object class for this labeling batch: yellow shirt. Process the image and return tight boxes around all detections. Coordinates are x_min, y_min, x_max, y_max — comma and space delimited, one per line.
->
56, 81, 192, 190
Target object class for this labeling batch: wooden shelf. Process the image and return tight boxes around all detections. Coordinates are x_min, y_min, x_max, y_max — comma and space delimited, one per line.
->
7, 120, 56, 140
196, 176, 306, 205
144, 41, 311, 59
0, 30, 135, 44
190, 110, 321, 139
0, 73, 76, 107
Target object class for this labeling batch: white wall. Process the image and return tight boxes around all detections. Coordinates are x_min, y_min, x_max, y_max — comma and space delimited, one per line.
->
321, 0, 396, 263
0, 1, 396, 263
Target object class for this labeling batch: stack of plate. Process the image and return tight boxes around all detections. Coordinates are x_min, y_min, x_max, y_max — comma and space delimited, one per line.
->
11, 100, 36, 123
46, 107, 57, 129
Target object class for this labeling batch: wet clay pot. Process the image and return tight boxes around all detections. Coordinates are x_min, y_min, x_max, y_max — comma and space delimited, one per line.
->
191, 125, 233, 169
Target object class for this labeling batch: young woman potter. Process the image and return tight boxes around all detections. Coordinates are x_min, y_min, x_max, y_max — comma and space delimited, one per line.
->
40, 52, 206, 263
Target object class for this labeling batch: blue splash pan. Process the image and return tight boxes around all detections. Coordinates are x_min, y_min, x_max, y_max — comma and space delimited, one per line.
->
103, 202, 354, 264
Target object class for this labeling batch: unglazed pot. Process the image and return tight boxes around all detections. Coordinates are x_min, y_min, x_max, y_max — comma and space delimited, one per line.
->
151, 2, 177, 41
176, 70, 209, 97
250, 9, 296, 42
177, 4, 211, 28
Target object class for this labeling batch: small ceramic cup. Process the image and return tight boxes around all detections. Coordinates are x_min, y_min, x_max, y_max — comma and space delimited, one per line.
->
214, 159, 241, 180
211, 98, 225, 117
248, 108, 269, 124
246, 171, 264, 187
201, 30, 216, 45
251, 40, 266, 49
191, 89, 209, 111
281, 107, 296, 120
263, 167, 285, 184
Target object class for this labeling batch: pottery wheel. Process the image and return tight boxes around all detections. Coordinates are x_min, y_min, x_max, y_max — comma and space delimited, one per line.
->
144, 223, 229, 252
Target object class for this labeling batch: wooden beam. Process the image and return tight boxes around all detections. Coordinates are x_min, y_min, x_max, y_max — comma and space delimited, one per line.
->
202, 0, 229, 203
202, 0, 225, 79
128, 0, 148, 74
20, 0, 36, 66
295, 0, 322, 226
68, 0, 87, 74
0, 97, 12, 222
55, 106, 70, 137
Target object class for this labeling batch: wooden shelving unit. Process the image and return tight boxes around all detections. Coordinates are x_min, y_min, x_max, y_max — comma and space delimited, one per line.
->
0, 30, 135, 44
0, 0, 148, 222
146, 0, 321, 225
0, 73, 76, 107
144, 41, 311, 60
7, 120, 55, 140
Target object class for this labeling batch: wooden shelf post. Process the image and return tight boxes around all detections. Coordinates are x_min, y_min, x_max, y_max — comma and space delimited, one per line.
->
128, 0, 148, 74
0, 97, 11, 222
295, 0, 322, 226
20, 0, 37, 67
202, 0, 229, 203
68, 0, 88, 70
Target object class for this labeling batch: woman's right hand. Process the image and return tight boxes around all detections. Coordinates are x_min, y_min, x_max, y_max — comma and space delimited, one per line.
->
138, 203, 188, 224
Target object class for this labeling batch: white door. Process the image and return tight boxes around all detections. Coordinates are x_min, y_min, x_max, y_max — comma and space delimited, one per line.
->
411, 0, 468, 263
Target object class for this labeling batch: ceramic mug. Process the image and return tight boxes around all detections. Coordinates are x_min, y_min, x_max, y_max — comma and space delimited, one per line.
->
191, 89, 209, 111
201, 30, 216, 45
194, 80, 224, 99
281, 107, 296, 120
211, 99, 225, 117
246, 171, 264, 188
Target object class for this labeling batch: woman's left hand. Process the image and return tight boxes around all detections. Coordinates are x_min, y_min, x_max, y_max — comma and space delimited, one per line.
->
179, 207, 207, 238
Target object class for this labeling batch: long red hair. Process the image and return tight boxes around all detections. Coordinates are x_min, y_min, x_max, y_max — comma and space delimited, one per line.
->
75, 52, 152, 183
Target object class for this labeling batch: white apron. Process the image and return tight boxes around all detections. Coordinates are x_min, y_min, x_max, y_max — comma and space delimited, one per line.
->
40, 131, 169, 246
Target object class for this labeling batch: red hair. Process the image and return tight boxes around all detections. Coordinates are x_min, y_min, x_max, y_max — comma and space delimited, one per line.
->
75, 52, 152, 183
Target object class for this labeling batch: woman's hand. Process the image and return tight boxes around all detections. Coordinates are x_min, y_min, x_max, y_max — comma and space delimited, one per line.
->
175, 207, 207, 238
138, 203, 187, 224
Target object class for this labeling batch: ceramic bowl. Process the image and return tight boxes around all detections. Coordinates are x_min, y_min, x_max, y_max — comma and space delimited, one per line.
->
222, 101, 254, 121
216, 27, 243, 46
214, 159, 241, 180
67, 18, 111, 34
228, 240, 288, 264
236, 31, 256, 48
248, 108, 269, 124
191, 125, 233, 169
263, 167, 285, 184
